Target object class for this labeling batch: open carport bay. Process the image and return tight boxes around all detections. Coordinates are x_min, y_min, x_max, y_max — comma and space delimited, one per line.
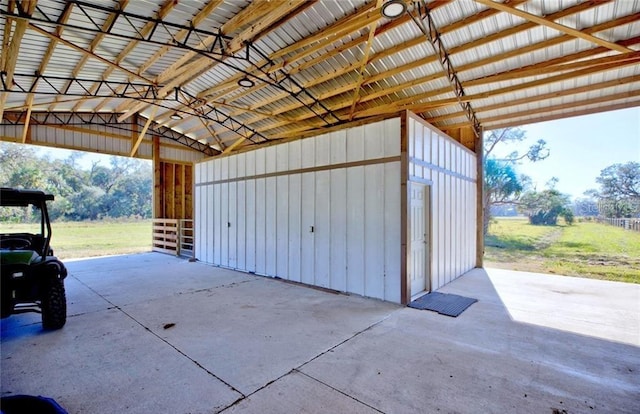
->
1, 253, 638, 413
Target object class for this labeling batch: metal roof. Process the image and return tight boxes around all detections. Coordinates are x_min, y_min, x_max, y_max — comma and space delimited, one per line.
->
1, 0, 638, 156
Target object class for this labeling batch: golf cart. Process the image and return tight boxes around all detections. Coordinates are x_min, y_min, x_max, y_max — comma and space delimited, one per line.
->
1, 188, 67, 329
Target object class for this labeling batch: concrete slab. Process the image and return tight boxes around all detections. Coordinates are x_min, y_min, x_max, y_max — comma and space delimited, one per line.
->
67, 252, 254, 307
301, 268, 640, 414
222, 371, 379, 414
2, 255, 639, 414
122, 276, 399, 395
1, 308, 241, 413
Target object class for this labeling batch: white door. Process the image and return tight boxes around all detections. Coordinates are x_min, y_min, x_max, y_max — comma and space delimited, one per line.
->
410, 182, 430, 297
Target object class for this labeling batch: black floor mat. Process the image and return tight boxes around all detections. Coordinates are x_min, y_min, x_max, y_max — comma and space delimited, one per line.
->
408, 292, 477, 317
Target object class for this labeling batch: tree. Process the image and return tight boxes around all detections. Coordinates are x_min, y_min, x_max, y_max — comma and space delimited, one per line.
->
519, 188, 572, 225
483, 158, 523, 233
482, 127, 550, 234
589, 162, 640, 218
1, 142, 153, 221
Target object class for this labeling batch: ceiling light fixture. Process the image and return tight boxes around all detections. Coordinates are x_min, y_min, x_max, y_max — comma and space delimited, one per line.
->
170, 113, 183, 120
381, 0, 406, 19
238, 77, 255, 88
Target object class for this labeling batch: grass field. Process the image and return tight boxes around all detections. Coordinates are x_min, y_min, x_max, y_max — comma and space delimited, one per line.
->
2, 220, 152, 260
485, 218, 640, 284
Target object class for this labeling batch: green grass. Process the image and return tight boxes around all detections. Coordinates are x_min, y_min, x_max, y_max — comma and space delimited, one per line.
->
2, 220, 152, 260
485, 218, 640, 284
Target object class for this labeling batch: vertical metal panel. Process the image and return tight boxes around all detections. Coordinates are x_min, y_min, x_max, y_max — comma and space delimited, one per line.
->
384, 117, 401, 157
213, 181, 221, 264
314, 170, 331, 288
301, 172, 315, 285
245, 179, 256, 272
220, 182, 229, 267
255, 148, 266, 175
330, 130, 347, 164
276, 175, 289, 279
301, 137, 315, 168
276, 144, 289, 172
220, 156, 229, 180
315, 134, 330, 167
228, 181, 237, 268
265, 176, 277, 276
245, 150, 256, 177
384, 161, 402, 302
289, 140, 302, 170
288, 174, 302, 282
364, 163, 385, 299
364, 122, 384, 159
194, 184, 201, 260
237, 180, 246, 270
236, 153, 246, 179
265, 145, 277, 174
346, 125, 364, 162
346, 166, 365, 296
329, 168, 347, 293
255, 178, 266, 275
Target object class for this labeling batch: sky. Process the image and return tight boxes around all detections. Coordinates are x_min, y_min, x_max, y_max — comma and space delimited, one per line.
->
32, 107, 640, 200
489, 107, 640, 200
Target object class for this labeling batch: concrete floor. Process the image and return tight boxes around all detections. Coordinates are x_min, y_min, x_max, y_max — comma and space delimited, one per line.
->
1, 253, 638, 413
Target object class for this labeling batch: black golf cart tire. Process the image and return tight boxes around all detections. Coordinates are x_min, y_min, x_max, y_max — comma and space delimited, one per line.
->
42, 279, 66, 330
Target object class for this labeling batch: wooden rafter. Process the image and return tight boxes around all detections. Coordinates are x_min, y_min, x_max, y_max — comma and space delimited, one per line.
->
21, 2, 74, 143
474, 0, 633, 54
117, 0, 308, 122
486, 101, 640, 130
446, 89, 640, 130
216, 0, 601, 138
427, 75, 640, 125
348, 0, 383, 121
220, 2, 631, 140
130, 106, 158, 157
0, 0, 37, 122
72, 0, 175, 113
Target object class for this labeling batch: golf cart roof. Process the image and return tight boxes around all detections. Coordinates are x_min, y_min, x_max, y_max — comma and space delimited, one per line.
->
1, 188, 55, 207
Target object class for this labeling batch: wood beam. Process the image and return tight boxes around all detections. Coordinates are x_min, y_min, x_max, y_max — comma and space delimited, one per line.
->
0, 0, 37, 122
486, 101, 640, 130
117, 0, 307, 121
474, 0, 632, 54
446, 89, 640, 130
428, 74, 640, 125
220, 0, 600, 132
348, 0, 383, 120
131, 107, 158, 157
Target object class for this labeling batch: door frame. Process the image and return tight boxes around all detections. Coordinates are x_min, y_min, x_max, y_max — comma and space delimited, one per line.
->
408, 178, 432, 299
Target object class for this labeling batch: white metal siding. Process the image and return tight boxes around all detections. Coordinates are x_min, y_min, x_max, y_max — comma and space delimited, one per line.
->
194, 118, 402, 302
408, 115, 477, 291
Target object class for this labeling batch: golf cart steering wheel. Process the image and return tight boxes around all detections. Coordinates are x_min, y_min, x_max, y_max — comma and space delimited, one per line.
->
0, 237, 32, 250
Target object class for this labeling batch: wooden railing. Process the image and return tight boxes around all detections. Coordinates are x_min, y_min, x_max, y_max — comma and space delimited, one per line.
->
178, 219, 194, 258
152, 219, 195, 257
152, 219, 178, 255
601, 218, 640, 232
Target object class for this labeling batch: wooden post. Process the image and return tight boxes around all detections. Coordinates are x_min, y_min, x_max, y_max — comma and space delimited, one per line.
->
475, 127, 484, 268
153, 135, 162, 219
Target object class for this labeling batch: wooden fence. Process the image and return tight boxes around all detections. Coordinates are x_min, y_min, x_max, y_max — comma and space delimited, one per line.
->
152, 219, 194, 257
600, 218, 640, 232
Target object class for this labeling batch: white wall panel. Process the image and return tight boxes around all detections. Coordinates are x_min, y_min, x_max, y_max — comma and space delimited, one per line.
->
364, 164, 385, 299
346, 166, 365, 296
245, 179, 256, 273
314, 170, 331, 288
300, 172, 315, 285
407, 116, 477, 292
288, 174, 302, 282
255, 178, 266, 275
194, 118, 402, 302
276, 176, 289, 279
329, 168, 347, 293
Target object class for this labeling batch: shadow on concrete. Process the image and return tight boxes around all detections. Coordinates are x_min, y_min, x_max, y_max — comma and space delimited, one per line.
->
2, 254, 639, 413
